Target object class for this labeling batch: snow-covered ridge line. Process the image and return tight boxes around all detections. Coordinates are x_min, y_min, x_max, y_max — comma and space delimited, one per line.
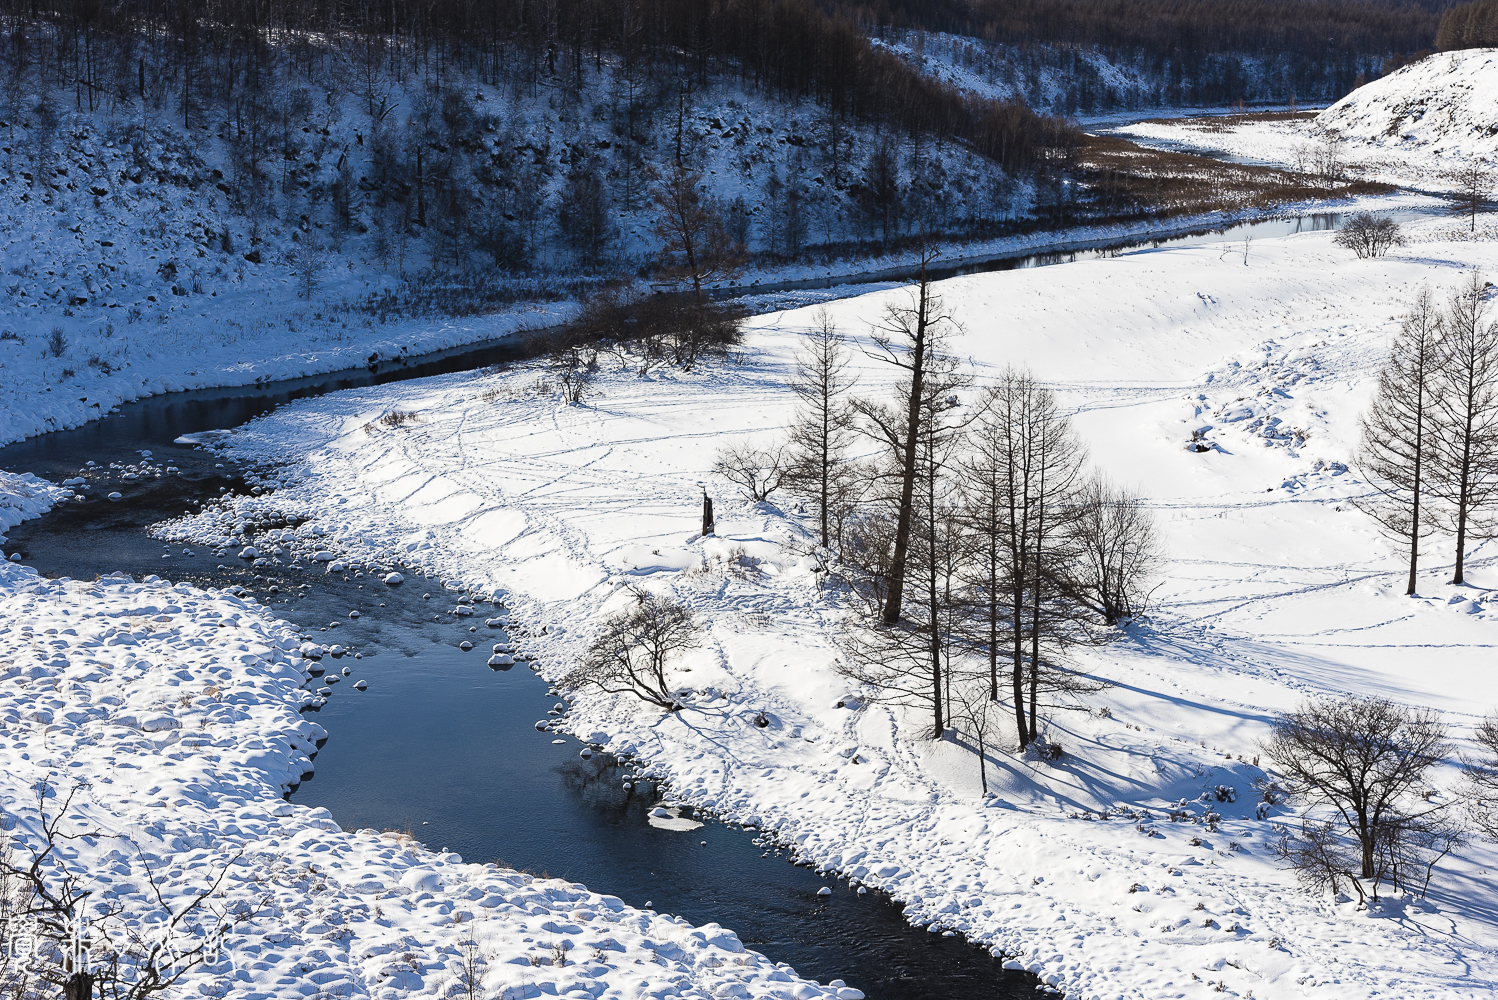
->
0, 550, 846, 997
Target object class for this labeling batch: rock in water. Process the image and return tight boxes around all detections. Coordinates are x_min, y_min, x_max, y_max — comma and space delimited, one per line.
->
459, 641, 473, 650
238, 546, 259, 559
488, 653, 515, 667
817, 886, 832, 896
352, 679, 368, 690
108, 492, 122, 501
579, 748, 593, 759
349, 610, 360, 618
384, 572, 404, 585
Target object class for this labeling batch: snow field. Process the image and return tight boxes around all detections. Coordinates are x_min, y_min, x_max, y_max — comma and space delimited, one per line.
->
157, 212, 1498, 998
0, 481, 846, 1000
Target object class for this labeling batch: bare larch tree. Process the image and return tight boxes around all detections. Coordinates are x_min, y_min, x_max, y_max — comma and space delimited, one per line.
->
856, 244, 961, 626
1446, 159, 1492, 233
1432, 271, 1498, 585
1354, 287, 1442, 595
787, 308, 858, 548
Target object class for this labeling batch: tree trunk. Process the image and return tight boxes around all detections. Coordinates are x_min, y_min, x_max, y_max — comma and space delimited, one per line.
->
65, 972, 93, 1000
881, 276, 929, 625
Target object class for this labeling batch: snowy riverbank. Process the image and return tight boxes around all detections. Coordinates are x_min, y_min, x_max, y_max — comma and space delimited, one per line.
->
150, 213, 1498, 999
0, 476, 850, 1000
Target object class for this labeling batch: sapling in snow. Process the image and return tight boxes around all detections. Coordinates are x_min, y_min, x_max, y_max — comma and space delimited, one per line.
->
566, 588, 702, 710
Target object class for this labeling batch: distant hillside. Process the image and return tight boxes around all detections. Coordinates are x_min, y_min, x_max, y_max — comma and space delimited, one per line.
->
1318, 48, 1498, 161
833, 0, 1443, 111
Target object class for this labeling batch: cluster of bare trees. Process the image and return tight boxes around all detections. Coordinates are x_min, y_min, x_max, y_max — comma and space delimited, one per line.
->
715, 263, 1161, 768
528, 279, 748, 404
1355, 274, 1498, 590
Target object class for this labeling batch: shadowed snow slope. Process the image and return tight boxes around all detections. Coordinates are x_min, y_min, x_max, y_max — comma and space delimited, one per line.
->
1319, 49, 1498, 161
158, 215, 1498, 999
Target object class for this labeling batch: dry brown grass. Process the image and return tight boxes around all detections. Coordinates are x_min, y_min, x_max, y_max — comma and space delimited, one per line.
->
1137, 110, 1318, 133
1073, 133, 1394, 222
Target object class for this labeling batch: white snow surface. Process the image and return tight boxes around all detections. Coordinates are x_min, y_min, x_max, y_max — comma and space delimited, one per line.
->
0, 517, 837, 998
157, 214, 1498, 999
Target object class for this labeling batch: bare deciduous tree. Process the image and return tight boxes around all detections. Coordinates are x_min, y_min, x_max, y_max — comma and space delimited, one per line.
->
1432, 270, 1498, 585
953, 679, 1000, 795
786, 309, 858, 549
1065, 477, 1162, 625
852, 344, 971, 737
652, 161, 744, 303
855, 244, 962, 626
1464, 713, 1498, 839
566, 588, 701, 709
714, 441, 793, 502
1262, 696, 1458, 902
1446, 159, 1492, 233
1333, 212, 1406, 259
1353, 287, 1442, 595
0, 781, 257, 1000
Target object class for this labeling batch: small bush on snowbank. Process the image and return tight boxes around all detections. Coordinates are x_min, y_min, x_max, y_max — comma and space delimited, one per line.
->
564, 589, 702, 710
1334, 212, 1406, 258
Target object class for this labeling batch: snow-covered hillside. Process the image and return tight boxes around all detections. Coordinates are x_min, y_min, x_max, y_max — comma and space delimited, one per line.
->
152, 212, 1498, 999
1319, 48, 1498, 162
871, 29, 1324, 119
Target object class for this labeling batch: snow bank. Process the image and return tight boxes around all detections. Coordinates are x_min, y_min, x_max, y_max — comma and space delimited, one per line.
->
156, 215, 1498, 998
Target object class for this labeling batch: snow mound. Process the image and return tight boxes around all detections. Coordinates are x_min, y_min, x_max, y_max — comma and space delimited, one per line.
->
1319, 49, 1498, 161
